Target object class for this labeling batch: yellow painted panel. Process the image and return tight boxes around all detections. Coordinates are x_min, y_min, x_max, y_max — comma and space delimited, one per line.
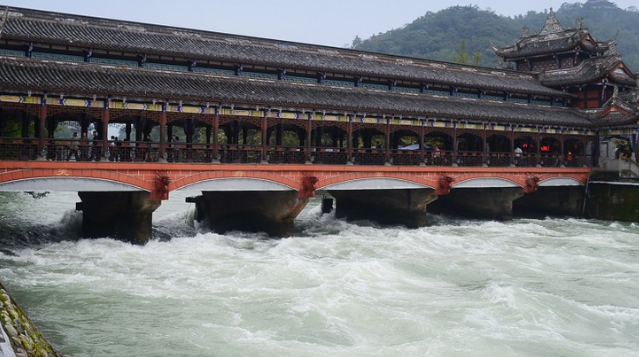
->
493, 125, 505, 131
111, 102, 125, 109
324, 115, 339, 121
125, 103, 146, 110
363, 117, 378, 124
433, 122, 447, 128
233, 109, 252, 116
181, 106, 202, 114
0, 95, 22, 103
64, 98, 88, 107
24, 97, 40, 105
280, 112, 298, 119
147, 103, 162, 111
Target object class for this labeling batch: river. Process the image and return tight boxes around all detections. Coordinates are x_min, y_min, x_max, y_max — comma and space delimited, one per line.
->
1, 190, 638, 357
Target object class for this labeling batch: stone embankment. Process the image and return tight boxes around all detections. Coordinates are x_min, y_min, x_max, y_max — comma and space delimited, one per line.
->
0, 282, 59, 357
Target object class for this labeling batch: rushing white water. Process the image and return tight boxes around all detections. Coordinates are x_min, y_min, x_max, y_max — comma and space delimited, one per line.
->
1, 191, 638, 357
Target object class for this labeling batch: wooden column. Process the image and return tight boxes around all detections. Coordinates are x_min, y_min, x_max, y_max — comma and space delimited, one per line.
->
535, 130, 541, 167
385, 118, 391, 165
560, 130, 566, 167
36, 96, 47, 160
306, 114, 312, 164
347, 115, 353, 165
261, 113, 268, 164
482, 123, 488, 167
419, 120, 425, 166
100, 102, 110, 162
158, 104, 167, 163
452, 121, 458, 167
212, 113, 220, 163
509, 125, 515, 167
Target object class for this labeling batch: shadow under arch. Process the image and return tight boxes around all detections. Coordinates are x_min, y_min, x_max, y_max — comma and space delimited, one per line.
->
175, 177, 296, 192
453, 177, 521, 189
320, 177, 435, 191
0, 177, 147, 192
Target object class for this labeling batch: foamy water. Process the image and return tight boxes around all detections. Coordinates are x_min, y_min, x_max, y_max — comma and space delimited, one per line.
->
1, 192, 638, 356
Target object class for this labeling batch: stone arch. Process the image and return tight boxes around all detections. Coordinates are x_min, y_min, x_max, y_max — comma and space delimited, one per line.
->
453, 177, 521, 189
170, 170, 301, 192
176, 177, 296, 192
538, 177, 584, 187
321, 177, 435, 191
0, 176, 147, 192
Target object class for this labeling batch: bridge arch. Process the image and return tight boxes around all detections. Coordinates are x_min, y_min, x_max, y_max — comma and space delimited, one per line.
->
176, 177, 295, 191
170, 170, 301, 191
453, 177, 521, 189
538, 177, 585, 187
320, 177, 435, 191
0, 177, 146, 192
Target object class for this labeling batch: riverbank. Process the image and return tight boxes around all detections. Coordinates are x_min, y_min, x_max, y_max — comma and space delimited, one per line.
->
0, 281, 59, 357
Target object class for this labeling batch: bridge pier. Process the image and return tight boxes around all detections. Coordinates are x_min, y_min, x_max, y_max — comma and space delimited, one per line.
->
513, 186, 585, 218
428, 187, 524, 220
77, 192, 160, 244
328, 189, 438, 228
187, 191, 308, 237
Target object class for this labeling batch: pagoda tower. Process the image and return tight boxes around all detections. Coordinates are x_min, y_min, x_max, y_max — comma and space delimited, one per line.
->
494, 8, 637, 110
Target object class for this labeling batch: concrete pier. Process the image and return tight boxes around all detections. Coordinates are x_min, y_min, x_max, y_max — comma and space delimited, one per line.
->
77, 192, 161, 244
187, 191, 309, 237
428, 187, 524, 220
513, 186, 585, 218
328, 189, 438, 228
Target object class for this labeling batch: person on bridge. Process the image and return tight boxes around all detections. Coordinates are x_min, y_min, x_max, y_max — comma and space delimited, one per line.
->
514, 146, 523, 166
172, 136, 180, 162
66, 132, 80, 161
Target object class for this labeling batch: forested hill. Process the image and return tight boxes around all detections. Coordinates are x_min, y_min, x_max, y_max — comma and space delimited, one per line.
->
351, 1, 639, 71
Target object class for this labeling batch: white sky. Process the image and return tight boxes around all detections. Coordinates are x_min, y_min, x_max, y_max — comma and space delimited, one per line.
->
3, 1, 637, 48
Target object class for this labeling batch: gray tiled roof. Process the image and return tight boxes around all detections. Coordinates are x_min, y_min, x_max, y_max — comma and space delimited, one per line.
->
494, 29, 611, 59
0, 57, 593, 127
493, 9, 612, 60
540, 56, 637, 87
0, 7, 565, 97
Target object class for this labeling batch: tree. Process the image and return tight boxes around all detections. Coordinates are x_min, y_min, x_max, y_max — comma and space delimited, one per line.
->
455, 39, 469, 64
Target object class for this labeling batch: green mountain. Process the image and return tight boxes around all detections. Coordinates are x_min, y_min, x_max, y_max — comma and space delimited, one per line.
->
352, 1, 639, 71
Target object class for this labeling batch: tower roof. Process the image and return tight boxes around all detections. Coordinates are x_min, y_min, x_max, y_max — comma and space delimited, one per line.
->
493, 10, 613, 61
540, 8, 565, 35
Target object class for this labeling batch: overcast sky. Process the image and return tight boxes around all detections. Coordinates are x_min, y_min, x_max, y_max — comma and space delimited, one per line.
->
3, 1, 637, 47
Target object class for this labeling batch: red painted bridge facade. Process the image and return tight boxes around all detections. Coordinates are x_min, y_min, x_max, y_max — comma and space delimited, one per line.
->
0, 161, 591, 199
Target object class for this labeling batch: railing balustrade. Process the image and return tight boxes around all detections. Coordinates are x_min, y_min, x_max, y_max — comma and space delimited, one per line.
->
0, 137, 594, 168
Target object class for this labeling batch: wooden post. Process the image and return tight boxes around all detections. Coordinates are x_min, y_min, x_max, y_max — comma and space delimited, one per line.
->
261, 113, 268, 163
158, 104, 167, 163
385, 118, 391, 165
305, 114, 312, 164
212, 113, 220, 163
36, 96, 46, 160
452, 121, 458, 167
347, 115, 353, 165
100, 102, 110, 162
419, 120, 425, 166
